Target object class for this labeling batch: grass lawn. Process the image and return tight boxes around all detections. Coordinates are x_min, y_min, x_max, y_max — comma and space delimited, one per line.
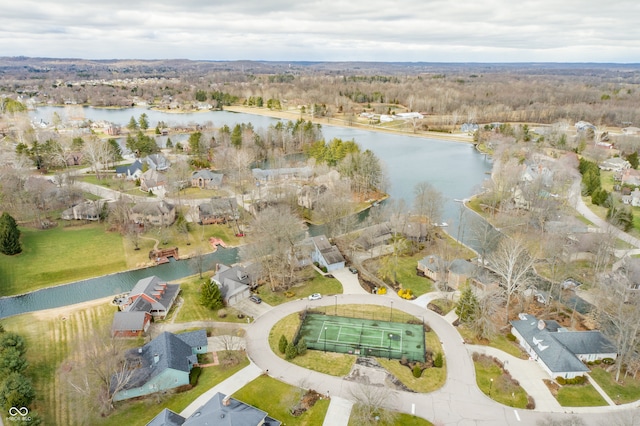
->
175, 187, 230, 199
458, 326, 525, 358
555, 383, 607, 407
348, 411, 433, 426
0, 223, 127, 296
376, 331, 446, 393
100, 356, 249, 426
428, 298, 456, 315
257, 271, 343, 306
589, 366, 640, 404
2, 296, 250, 425
2, 300, 120, 425
233, 375, 330, 426
391, 253, 434, 296
473, 357, 529, 408
173, 273, 250, 323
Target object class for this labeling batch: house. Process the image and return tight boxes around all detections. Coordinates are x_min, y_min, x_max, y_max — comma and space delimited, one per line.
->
130, 201, 176, 227
622, 188, 640, 207
143, 153, 171, 171
111, 311, 152, 338
112, 330, 207, 401
447, 259, 477, 290
520, 160, 554, 186
599, 157, 630, 172
116, 160, 144, 180
354, 223, 392, 250
575, 121, 596, 132
620, 168, 640, 187
146, 392, 281, 426
622, 126, 640, 135
310, 235, 345, 272
191, 169, 224, 189
140, 169, 167, 196
61, 199, 105, 221
120, 276, 180, 319
211, 264, 257, 305
197, 197, 238, 225
510, 314, 616, 379
461, 123, 479, 133
252, 167, 313, 183
417, 255, 448, 282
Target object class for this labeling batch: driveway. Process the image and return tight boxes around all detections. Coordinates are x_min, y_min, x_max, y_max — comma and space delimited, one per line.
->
233, 298, 273, 319
244, 294, 639, 425
331, 267, 370, 295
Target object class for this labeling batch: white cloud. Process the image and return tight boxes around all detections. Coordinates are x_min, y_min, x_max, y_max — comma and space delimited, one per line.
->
1, 0, 639, 62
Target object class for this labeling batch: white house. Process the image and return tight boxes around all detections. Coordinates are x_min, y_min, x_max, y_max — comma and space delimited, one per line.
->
511, 314, 616, 379
310, 235, 345, 272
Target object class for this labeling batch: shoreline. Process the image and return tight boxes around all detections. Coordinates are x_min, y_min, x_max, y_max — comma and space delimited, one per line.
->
224, 105, 475, 144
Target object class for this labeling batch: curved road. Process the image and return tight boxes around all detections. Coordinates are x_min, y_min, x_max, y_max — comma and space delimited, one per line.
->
245, 294, 639, 425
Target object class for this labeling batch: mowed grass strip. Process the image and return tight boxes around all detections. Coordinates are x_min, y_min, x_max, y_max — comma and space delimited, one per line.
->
3, 299, 118, 425
348, 410, 434, 426
555, 383, 607, 407
233, 375, 330, 426
257, 271, 342, 306
0, 224, 126, 296
589, 366, 640, 404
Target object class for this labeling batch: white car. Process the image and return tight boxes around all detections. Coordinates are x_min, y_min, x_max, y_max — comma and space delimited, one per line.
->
308, 293, 322, 301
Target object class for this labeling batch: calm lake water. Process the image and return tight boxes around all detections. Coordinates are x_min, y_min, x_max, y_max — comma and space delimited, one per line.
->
0, 107, 492, 318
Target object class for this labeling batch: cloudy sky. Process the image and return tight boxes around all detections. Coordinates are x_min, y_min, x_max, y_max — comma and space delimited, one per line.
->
3, 0, 639, 62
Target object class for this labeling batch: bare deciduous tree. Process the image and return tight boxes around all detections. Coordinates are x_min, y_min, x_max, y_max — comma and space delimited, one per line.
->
488, 235, 536, 323
349, 383, 397, 426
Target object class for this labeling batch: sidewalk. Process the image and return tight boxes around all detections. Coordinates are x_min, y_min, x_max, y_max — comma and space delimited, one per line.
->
180, 362, 262, 418
466, 344, 563, 412
322, 396, 354, 426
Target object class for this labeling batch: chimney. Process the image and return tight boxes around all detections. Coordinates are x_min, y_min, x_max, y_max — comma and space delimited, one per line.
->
537, 320, 546, 330
154, 354, 160, 364
138, 348, 143, 354
222, 396, 231, 406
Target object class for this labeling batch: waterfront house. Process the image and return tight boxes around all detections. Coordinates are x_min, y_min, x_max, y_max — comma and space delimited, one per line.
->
130, 200, 176, 227
197, 197, 238, 225
112, 330, 207, 401
211, 264, 257, 305
310, 235, 345, 272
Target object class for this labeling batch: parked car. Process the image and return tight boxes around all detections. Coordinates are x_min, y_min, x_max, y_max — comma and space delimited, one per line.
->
348, 267, 358, 274
308, 293, 322, 301
249, 295, 262, 304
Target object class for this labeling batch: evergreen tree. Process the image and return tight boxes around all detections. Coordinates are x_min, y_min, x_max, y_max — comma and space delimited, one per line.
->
278, 335, 288, 354
0, 213, 22, 255
455, 285, 478, 323
127, 116, 139, 132
0, 372, 35, 411
434, 352, 443, 368
627, 152, 639, 169
285, 342, 298, 360
199, 280, 224, 310
296, 337, 307, 356
139, 113, 149, 131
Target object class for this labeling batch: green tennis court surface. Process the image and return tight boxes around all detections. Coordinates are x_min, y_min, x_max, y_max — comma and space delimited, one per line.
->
295, 313, 426, 362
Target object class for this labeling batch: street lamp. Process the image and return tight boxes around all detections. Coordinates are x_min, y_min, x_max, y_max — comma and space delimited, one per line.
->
390, 301, 393, 322
323, 327, 328, 353
334, 295, 337, 316
489, 378, 493, 396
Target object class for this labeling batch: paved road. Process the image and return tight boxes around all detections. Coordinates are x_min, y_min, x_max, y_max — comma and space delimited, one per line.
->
244, 294, 640, 425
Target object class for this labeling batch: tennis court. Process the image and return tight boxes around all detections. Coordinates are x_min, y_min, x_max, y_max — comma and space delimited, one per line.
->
295, 313, 425, 362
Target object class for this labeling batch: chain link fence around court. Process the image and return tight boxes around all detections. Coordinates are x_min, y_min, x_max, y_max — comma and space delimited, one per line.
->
294, 312, 426, 362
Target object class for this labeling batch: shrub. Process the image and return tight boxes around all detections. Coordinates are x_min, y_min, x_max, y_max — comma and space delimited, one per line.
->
526, 396, 536, 410
377, 287, 387, 295
189, 366, 202, 386
556, 376, 566, 385
284, 291, 295, 298
434, 352, 443, 368
412, 365, 423, 378
506, 333, 516, 341
285, 342, 298, 360
297, 338, 307, 356
279, 335, 288, 354
602, 358, 615, 365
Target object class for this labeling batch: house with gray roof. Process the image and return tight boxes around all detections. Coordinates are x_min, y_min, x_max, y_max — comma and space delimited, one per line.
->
112, 330, 207, 401
191, 169, 224, 189
116, 160, 144, 180
599, 157, 630, 172
354, 223, 392, 250
61, 199, 105, 221
417, 255, 448, 282
510, 314, 616, 379
447, 259, 478, 290
252, 166, 313, 183
144, 153, 171, 171
146, 392, 281, 426
130, 200, 176, 227
197, 197, 238, 225
311, 235, 345, 272
212, 264, 258, 305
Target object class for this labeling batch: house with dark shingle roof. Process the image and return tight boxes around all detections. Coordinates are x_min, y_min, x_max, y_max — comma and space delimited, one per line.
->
197, 197, 238, 225
212, 264, 257, 305
112, 330, 207, 401
310, 235, 345, 272
191, 169, 224, 189
510, 314, 617, 379
146, 392, 281, 426
130, 200, 176, 227
417, 255, 448, 282
112, 276, 180, 337
116, 160, 144, 180
144, 153, 171, 171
